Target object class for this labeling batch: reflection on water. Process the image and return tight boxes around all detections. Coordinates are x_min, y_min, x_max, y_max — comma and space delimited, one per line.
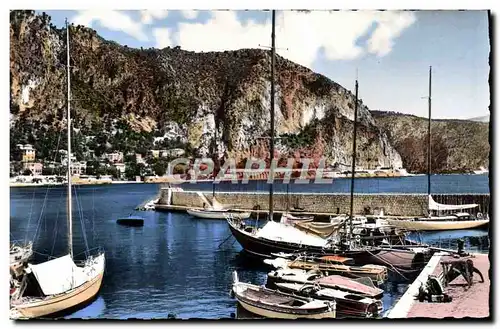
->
10, 185, 490, 319
408, 229, 490, 253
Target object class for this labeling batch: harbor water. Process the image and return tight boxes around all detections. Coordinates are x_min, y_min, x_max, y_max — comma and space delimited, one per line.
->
9, 176, 490, 319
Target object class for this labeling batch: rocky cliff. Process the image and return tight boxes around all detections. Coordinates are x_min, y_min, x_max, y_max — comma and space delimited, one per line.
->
10, 10, 405, 170
372, 111, 490, 173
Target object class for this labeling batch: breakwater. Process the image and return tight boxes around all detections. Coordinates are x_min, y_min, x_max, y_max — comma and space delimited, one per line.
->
157, 189, 490, 217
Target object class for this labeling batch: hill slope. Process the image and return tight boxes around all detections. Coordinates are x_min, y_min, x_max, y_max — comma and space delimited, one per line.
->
10, 10, 402, 170
371, 111, 490, 173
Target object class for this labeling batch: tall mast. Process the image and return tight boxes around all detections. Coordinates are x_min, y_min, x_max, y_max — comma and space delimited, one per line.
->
269, 10, 276, 221
427, 66, 432, 198
348, 80, 359, 243
66, 19, 73, 258
212, 121, 216, 198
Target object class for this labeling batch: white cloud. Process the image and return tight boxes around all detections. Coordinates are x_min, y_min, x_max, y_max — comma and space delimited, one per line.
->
153, 28, 172, 49
366, 11, 416, 57
140, 10, 169, 25
73, 10, 148, 41
181, 10, 199, 20
174, 10, 417, 68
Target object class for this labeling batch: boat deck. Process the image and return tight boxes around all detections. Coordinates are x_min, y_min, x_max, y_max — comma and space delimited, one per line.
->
154, 204, 415, 219
387, 252, 490, 319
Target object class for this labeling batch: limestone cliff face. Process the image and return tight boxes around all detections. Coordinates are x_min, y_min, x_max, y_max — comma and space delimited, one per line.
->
10, 10, 403, 169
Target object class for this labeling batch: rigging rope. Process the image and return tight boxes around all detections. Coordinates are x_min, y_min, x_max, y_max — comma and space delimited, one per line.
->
23, 187, 37, 244
32, 187, 51, 252
50, 187, 65, 256
74, 186, 90, 255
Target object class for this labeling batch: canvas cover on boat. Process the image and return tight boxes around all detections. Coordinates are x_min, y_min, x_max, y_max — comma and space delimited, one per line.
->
256, 221, 328, 247
428, 195, 478, 211
28, 254, 88, 296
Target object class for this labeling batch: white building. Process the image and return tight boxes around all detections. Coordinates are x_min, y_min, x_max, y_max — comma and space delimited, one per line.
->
104, 152, 123, 163
71, 161, 87, 176
162, 148, 186, 157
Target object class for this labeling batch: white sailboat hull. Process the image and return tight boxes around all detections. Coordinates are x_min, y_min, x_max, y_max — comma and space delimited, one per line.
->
187, 208, 250, 220
11, 253, 105, 319
385, 218, 489, 231
12, 272, 104, 319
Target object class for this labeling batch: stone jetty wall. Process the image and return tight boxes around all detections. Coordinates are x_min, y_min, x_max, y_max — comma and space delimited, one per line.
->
159, 189, 490, 217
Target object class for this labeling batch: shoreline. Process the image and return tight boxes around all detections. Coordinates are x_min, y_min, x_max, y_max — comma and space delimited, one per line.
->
8, 172, 489, 188
9, 181, 149, 188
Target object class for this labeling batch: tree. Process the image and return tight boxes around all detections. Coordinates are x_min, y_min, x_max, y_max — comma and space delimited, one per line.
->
85, 160, 102, 176
22, 169, 32, 176
42, 167, 56, 176
106, 166, 120, 179
125, 162, 146, 180
153, 161, 167, 176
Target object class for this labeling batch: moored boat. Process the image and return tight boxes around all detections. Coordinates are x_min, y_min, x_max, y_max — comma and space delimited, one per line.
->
265, 257, 388, 285
227, 217, 430, 277
11, 254, 105, 319
116, 215, 145, 227
187, 208, 251, 220
385, 214, 489, 231
275, 282, 382, 318
265, 268, 384, 298
231, 271, 336, 319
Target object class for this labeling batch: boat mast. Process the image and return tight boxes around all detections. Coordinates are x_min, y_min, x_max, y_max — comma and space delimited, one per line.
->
66, 19, 73, 259
348, 79, 359, 243
212, 121, 216, 198
269, 10, 276, 221
427, 66, 432, 198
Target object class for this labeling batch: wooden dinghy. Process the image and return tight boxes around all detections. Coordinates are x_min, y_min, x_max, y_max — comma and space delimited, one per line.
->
275, 282, 383, 318
265, 257, 387, 285
266, 268, 384, 299
231, 272, 336, 319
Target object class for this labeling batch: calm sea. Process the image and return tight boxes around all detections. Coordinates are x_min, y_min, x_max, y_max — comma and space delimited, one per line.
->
10, 175, 490, 319
179, 174, 490, 194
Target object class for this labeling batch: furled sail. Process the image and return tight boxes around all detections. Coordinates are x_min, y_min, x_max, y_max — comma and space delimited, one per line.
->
428, 195, 478, 211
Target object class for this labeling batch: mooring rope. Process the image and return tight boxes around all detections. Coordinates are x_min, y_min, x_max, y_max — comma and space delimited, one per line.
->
365, 249, 409, 281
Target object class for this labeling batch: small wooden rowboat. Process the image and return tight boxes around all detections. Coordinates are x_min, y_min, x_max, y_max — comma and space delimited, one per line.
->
275, 282, 383, 318
266, 268, 384, 299
265, 257, 388, 285
231, 272, 336, 319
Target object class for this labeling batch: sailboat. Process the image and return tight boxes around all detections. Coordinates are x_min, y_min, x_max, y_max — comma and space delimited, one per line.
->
10, 20, 105, 319
385, 67, 489, 231
225, 12, 430, 276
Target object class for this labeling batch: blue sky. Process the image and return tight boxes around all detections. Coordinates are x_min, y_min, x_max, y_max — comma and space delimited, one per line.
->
41, 10, 490, 120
